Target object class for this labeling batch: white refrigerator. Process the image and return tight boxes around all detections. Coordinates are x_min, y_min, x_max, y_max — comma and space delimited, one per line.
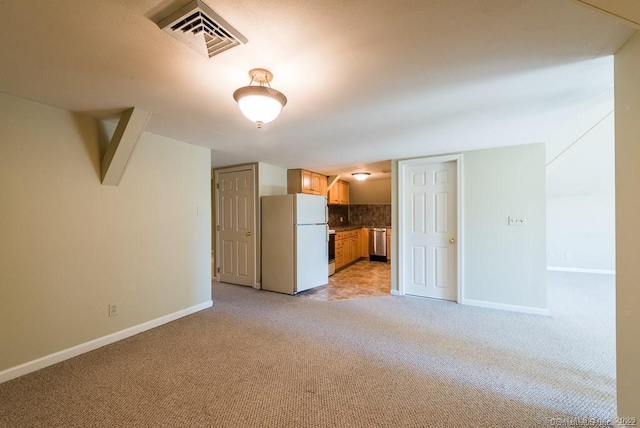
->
261, 194, 329, 294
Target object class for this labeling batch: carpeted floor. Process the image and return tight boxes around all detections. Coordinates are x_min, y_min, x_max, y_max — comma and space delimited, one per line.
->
0, 272, 616, 427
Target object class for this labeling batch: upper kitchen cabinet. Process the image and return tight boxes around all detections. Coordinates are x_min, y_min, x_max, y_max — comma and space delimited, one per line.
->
287, 169, 327, 196
328, 181, 340, 204
340, 180, 349, 204
328, 180, 349, 205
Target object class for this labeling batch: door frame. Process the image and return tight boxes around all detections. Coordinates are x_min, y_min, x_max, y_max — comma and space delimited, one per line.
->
213, 163, 259, 288
397, 154, 464, 302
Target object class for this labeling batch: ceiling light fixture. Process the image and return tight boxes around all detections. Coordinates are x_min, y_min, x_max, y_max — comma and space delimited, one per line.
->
352, 172, 371, 181
233, 68, 287, 129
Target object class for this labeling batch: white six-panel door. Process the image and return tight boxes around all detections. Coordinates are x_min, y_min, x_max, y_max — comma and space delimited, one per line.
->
402, 160, 458, 301
218, 168, 254, 287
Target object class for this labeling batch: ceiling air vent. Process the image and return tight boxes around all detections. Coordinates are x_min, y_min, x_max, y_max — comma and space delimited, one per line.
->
158, 0, 247, 58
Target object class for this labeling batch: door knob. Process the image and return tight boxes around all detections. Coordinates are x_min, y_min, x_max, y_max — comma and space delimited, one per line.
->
246, 231, 252, 236
449, 237, 456, 244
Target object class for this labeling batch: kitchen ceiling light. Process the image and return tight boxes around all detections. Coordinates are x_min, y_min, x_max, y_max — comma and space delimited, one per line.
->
352, 172, 371, 181
233, 68, 287, 129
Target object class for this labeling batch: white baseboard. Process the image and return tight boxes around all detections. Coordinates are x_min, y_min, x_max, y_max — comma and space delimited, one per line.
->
0, 300, 213, 385
547, 266, 616, 275
390, 289, 401, 296
461, 298, 551, 316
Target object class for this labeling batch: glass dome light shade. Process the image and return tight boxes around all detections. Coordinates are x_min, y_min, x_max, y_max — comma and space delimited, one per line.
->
352, 172, 371, 181
233, 86, 287, 125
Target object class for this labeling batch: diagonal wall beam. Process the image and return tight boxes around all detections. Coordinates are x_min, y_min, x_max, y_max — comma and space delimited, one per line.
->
101, 107, 152, 186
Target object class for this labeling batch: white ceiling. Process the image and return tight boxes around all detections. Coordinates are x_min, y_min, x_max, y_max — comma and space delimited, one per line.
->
0, 0, 634, 177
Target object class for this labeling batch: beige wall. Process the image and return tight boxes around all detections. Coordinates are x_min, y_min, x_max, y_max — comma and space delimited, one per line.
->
349, 178, 392, 204
546, 110, 615, 272
463, 144, 547, 310
257, 162, 288, 285
614, 30, 640, 418
0, 94, 212, 373
258, 163, 288, 197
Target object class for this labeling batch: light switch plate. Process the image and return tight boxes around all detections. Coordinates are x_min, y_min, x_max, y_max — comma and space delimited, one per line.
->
508, 216, 526, 226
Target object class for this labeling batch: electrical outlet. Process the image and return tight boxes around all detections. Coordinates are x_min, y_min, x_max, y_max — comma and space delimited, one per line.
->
108, 304, 118, 317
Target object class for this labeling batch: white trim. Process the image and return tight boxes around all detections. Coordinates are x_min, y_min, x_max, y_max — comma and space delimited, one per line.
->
547, 266, 616, 275
390, 289, 401, 296
397, 154, 464, 301
0, 301, 213, 385
462, 298, 551, 316
457, 155, 464, 304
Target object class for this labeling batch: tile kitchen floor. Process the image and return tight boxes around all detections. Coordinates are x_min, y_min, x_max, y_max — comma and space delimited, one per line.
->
298, 259, 391, 301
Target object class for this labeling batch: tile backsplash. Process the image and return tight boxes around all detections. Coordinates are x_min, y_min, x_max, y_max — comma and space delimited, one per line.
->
328, 205, 349, 227
349, 204, 391, 227
328, 204, 391, 227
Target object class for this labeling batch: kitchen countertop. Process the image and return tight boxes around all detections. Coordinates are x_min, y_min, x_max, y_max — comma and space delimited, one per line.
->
330, 225, 391, 232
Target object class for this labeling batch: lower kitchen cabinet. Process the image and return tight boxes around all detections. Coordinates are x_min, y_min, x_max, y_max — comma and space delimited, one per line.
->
335, 229, 361, 271
351, 232, 360, 261
334, 227, 390, 271
335, 239, 345, 270
360, 228, 369, 258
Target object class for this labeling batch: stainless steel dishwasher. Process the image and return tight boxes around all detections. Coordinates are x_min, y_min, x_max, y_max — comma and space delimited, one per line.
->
369, 228, 387, 262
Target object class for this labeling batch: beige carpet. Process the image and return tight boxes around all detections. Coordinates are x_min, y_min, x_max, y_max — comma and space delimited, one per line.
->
0, 272, 616, 427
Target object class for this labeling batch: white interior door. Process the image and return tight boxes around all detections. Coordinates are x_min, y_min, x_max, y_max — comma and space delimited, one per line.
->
402, 160, 458, 301
218, 168, 254, 287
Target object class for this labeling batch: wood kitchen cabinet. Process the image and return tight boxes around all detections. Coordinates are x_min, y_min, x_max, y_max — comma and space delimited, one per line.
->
340, 180, 349, 204
360, 228, 370, 258
335, 233, 346, 270
328, 183, 340, 204
287, 169, 327, 196
313, 173, 327, 195
328, 179, 350, 205
301, 169, 313, 193
335, 229, 361, 271
350, 231, 360, 262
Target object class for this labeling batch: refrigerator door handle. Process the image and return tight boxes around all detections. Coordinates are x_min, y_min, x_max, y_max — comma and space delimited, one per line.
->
326, 224, 329, 258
